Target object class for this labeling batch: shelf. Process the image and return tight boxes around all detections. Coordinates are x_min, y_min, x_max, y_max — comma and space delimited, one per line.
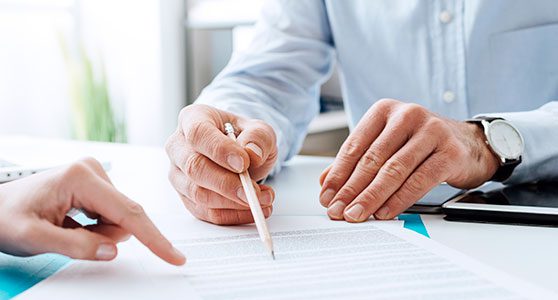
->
186, 0, 262, 30
307, 110, 348, 134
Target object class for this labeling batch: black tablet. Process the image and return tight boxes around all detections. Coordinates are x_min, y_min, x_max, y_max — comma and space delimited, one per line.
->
404, 183, 464, 214
442, 183, 558, 226
405, 182, 504, 214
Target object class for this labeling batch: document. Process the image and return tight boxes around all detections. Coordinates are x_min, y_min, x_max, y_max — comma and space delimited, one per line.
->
19, 216, 555, 300
175, 218, 554, 300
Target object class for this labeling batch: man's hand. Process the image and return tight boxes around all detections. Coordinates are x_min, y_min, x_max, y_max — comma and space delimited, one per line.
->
165, 104, 278, 225
319, 99, 500, 222
0, 158, 186, 265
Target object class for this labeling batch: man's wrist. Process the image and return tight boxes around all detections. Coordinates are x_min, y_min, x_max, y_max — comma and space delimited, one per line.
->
467, 122, 500, 182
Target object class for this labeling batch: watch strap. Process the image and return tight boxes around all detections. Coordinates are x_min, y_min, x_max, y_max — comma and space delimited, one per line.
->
466, 117, 521, 182
491, 156, 521, 182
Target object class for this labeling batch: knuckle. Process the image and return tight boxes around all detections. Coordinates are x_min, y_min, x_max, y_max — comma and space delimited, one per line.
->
251, 119, 268, 130
444, 140, 466, 159
167, 168, 177, 185
260, 121, 276, 138
190, 184, 208, 203
360, 150, 382, 172
250, 120, 276, 142
184, 153, 205, 179
184, 121, 209, 145
424, 118, 446, 134
375, 98, 398, 111
322, 173, 342, 191
383, 158, 408, 181
62, 161, 91, 180
400, 103, 427, 120
125, 201, 146, 218
179, 194, 197, 212
340, 139, 364, 160
338, 184, 360, 199
388, 193, 408, 210
406, 172, 428, 195
168, 169, 189, 196
79, 157, 101, 168
360, 187, 381, 203
164, 131, 179, 155
178, 106, 195, 124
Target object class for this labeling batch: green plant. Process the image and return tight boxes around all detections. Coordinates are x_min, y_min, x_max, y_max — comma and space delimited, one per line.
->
60, 38, 127, 143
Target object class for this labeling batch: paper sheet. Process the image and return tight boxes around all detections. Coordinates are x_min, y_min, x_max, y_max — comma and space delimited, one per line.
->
175, 219, 554, 300
18, 216, 555, 300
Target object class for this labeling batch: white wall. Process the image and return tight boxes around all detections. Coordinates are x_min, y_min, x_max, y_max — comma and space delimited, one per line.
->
79, 0, 186, 146
0, 0, 186, 146
0, 3, 74, 138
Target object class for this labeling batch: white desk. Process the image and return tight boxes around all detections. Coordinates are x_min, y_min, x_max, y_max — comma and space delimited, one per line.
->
1, 136, 557, 295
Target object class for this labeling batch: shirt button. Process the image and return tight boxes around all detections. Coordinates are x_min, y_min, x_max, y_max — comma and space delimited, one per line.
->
439, 10, 453, 24
442, 91, 456, 103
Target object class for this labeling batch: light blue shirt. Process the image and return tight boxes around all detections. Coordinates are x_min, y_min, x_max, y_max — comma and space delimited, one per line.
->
196, 0, 558, 184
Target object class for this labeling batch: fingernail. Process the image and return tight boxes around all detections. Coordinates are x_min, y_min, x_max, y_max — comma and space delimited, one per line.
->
172, 247, 186, 264
246, 143, 263, 159
375, 206, 390, 219
345, 204, 366, 222
320, 188, 336, 206
327, 201, 346, 220
120, 234, 132, 242
96, 244, 116, 260
236, 187, 248, 202
260, 191, 273, 206
227, 154, 244, 172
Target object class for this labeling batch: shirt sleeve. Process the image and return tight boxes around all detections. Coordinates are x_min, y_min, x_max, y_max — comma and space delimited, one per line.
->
477, 101, 558, 184
195, 0, 336, 176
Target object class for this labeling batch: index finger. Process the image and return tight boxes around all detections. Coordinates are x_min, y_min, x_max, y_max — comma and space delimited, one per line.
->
182, 119, 250, 174
319, 100, 392, 207
73, 174, 186, 266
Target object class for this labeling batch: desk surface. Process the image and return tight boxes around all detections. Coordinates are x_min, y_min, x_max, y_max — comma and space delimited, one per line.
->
1, 136, 557, 295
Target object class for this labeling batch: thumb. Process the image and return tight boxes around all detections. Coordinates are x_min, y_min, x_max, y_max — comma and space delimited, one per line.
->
236, 119, 277, 173
25, 221, 118, 261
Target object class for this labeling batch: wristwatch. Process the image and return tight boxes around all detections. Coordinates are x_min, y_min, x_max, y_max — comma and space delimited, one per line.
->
466, 117, 524, 182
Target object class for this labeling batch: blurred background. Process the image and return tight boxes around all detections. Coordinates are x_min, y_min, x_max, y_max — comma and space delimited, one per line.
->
0, 0, 348, 156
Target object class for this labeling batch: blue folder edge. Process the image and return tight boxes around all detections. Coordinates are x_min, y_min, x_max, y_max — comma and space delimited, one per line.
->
399, 214, 430, 238
0, 214, 429, 299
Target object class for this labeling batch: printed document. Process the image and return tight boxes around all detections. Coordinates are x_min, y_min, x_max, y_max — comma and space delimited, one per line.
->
176, 219, 553, 299
19, 216, 555, 299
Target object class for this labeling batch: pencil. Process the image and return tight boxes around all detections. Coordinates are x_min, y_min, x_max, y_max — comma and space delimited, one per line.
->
224, 123, 275, 260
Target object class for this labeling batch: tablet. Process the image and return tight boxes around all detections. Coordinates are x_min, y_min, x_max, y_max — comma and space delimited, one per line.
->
404, 183, 464, 214
404, 181, 504, 214
442, 183, 558, 226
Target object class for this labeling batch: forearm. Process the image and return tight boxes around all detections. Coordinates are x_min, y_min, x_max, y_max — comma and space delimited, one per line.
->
194, 0, 335, 175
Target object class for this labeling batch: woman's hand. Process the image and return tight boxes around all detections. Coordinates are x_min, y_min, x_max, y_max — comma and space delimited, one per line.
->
0, 158, 186, 266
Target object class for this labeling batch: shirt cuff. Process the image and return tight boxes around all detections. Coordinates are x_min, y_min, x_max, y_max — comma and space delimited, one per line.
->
475, 107, 558, 184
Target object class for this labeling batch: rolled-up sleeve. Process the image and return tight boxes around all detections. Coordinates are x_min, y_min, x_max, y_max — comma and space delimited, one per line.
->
195, 0, 336, 175
478, 101, 558, 184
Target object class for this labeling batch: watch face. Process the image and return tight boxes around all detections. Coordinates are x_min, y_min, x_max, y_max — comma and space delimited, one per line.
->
487, 120, 524, 159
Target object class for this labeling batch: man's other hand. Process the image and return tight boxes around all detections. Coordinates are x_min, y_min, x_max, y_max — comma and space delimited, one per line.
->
319, 99, 500, 222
